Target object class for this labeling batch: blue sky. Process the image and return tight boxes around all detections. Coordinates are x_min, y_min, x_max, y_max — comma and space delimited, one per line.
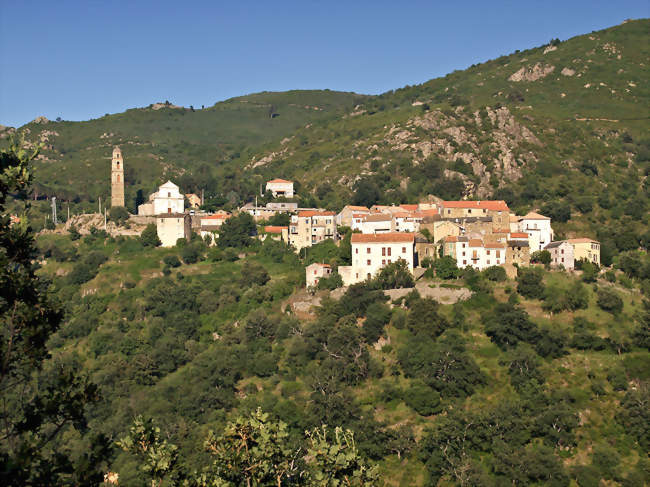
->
1, 1, 648, 127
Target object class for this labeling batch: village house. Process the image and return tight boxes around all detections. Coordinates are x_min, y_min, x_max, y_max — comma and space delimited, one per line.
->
336, 205, 370, 227
443, 235, 505, 270
263, 225, 288, 242
393, 211, 423, 233
518, 211, 553, 251
199, 214, 230, 244
305, 263, 332, 287
289, 211, 337, 250
546, 240, 575, 269
240, 202, 301, 221
354, 213, 394, 234
439, 200, 510, 231
339, 233, 415, 285
568, 238, 600, 266
157, 214, 191, 247
185, 193, 202, 209
265, 179, 294, 198
138, 181, 185, 216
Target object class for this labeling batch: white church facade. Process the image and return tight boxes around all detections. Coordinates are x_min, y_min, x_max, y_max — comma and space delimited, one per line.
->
138, 181, 185, 216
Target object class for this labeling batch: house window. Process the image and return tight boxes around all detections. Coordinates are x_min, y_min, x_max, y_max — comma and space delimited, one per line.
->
487, 260, 490, 265
388, 247, 391, 256
561, 249, 564, 254
167, 208, 171, 214
487, 250, 491, 255
462, 243, 466, 248
168, 192, 171, 197
402, 247, 406, 253
367, 248, 371, 254
561, 258, 564, 263
388, 259, 392, 264
496, 250, 500, 258
355, 248, 358, 254
367, 260, 371, 266
463, 260, 467, 265
462, 251, 466, 256
382, 247, 386, 256
382, 259, 386, 266
116, 175, 120, 182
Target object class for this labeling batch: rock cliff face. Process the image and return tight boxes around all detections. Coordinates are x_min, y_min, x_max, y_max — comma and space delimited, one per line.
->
508, 63, 555, 82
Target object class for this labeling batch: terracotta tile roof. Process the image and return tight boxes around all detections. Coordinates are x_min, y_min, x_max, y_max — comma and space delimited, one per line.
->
344, 205, 370, 211
567, 238, 599, 244
442, 200, 510, 211
400, 204, 419, 211
264, 226, 287, 234
445, 236, 459, 242
351, 233, 415, 244
509, 232, 529, 238
468, 239, 484, 247
267, 178, 293, 184
493, 228, 510, 234
520, 211, 551, 220
484, 242, 506, 248
298, 211, 335, 217
364, 214, 392, 222
393, 212, 412, 218
420, 208, 438, 216
352, 213, 367, 218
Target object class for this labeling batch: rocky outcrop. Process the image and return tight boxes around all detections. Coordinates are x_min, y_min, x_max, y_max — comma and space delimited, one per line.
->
31, 116, 49, 124
508, 63, 555, 82
561, 67, 576, 76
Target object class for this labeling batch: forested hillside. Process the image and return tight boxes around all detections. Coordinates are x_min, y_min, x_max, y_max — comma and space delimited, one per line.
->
27, 218, 650, 486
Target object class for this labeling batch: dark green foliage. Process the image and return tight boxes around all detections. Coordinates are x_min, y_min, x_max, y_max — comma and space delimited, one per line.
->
0, 141, 108, 484
375, 259, 414, 289
541, 201, 571, 222
68, 224, 80, 240
163, 254, 181, 268
180, 243, 200, 264
482, 265, 506, 282
517, 266, 545, 299
542, 281, 589, 313
617, 384, 649, 451
218, 212, 256, 248
316, 271, 343, 290
404, 381, 442, 416
531, 250, 551, 265
484, 303, 538, 350
239, 261, 270, 287
140, 223, 161, 247
406, 297, 449, 338
596, 287, 624, 314
108, 206, 129, 225
362, 302, 391, 343
432, 255, 460, 279
505, 345, 545, 393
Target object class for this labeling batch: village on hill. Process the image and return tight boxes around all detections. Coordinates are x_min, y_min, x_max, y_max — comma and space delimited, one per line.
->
94, 145, 602, 288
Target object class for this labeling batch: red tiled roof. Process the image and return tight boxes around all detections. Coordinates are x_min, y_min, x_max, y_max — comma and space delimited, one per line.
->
420, 208, 438, 216
442, 200, 509, 211
267, 178, 293, 184
351, 233, 415, 244
485, 242, 506, 248
298, 211, 336, 217
400, 204, 419, 211
364, 214, 392, 222
510, 232, 529, 238
264, 226, 287, 234
344, 205, 370, 211
468, 239, 484, 247
445, 236, 459, 242
352, 213, 367, 218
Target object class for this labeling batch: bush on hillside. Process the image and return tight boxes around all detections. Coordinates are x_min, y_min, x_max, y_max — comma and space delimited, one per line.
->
163, 255, 181, 268
140, 224, 161, 247
517, 267, 545, 299
375, 259, 414, 289
531, 250, 551, 265
596, 287, 623, 314
433, 256, 460, 279
109, 206, 129, 226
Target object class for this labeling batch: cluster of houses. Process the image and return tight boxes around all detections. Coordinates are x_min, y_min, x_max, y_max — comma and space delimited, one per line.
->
109, 148, 599, 287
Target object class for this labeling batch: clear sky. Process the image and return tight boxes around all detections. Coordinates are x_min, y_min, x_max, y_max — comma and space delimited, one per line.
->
1, 1, 648, 127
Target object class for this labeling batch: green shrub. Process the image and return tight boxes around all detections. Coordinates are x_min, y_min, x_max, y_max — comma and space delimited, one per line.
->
596, 287, 623, 314
140, 224, 161, 247
517, 267, 545, 299
109, 206, 129, 225
163, 255, 181, 268
483, 265, 506, 282
405, 381, 442, 416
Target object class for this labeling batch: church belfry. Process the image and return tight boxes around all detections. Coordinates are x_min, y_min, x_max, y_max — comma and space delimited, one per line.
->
111, 146, 125, 208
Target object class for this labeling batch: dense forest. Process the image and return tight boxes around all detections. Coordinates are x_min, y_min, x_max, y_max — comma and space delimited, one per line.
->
2, 141, 649, 486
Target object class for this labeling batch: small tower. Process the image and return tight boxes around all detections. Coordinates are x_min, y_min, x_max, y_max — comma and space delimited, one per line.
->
111, 146, 125, 208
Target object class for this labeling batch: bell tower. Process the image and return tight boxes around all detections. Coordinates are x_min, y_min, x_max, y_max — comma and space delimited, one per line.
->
111, 146, 125, 208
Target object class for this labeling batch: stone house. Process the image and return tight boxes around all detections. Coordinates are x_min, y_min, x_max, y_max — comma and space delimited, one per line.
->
354, 214, 394, 234
289, 211, 337, 250
263, 225, 288, 242
199, 214, 230, 244
518, 211, 553, 251
567, 238, 600, 266
265, 179, 294, 198
306, 263, 332, 288
157, 214, 191, 247
185, 193, 202, 209
506, 237, 531, 266
546, 241, 575, 269
339, 233, 415, 286
439, 200, 510, 231
336, 205, 370, 227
